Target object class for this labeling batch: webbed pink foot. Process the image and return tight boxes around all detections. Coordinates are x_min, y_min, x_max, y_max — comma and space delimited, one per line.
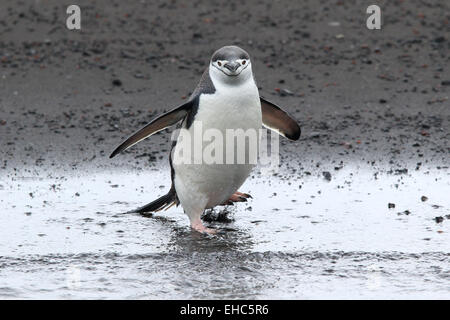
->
191, 220, 217, 235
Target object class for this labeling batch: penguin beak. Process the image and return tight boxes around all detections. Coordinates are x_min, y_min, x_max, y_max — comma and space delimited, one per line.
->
224, 61, 240, 73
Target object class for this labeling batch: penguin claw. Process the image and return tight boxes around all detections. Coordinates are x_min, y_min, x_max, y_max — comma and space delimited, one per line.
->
225, 191, 252, 204
234, 191, 252, 199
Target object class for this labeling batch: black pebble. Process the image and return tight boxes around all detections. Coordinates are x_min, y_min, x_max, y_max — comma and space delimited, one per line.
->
112, 79, 122, 86
434, 216, 444, 223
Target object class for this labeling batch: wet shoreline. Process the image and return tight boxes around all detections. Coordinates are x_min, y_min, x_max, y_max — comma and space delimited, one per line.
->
1, 168, 448, 298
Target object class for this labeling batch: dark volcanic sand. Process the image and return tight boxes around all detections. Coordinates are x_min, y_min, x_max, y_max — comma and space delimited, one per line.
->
0, 0, 449, 299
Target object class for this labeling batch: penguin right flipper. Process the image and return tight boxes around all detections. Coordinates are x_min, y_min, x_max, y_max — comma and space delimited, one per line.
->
260, 97, 301, 141
109, 99, 196, 158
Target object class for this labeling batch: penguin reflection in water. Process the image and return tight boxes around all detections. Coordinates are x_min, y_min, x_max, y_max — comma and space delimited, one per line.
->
110, 46, 300, 234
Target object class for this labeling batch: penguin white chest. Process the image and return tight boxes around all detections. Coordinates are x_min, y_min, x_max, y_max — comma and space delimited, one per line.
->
173, 82, 262, 211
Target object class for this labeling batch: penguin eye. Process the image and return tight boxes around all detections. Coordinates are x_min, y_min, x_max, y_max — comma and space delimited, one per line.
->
242, 60, 246, 65
217, 61, 222, 66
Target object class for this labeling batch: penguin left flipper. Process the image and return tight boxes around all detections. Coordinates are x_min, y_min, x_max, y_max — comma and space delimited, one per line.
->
260, 97, 301, 141
109, 99, 196, 158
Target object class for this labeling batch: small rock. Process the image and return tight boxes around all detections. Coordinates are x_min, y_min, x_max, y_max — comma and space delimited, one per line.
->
280, 88, 294, 96
421, 196, 428, 202
394, 168, 408, 175
112, 79, 122, 86
322, 171, 332, 181
388, 203, 395, 209
434, 216, 444, 223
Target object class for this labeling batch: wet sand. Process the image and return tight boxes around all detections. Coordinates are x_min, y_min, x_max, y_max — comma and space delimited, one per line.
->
0, 0, 449, 299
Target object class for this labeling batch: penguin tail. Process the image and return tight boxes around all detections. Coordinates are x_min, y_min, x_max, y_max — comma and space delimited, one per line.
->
130, 189, 178, 214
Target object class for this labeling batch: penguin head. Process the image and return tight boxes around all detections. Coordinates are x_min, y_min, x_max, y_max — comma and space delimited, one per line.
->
210, 46, 252, 83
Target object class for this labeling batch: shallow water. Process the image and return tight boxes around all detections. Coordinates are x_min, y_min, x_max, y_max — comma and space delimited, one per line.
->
0, 165, 449, 299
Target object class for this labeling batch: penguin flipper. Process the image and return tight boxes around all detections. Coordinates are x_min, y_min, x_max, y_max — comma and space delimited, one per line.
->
110, 99, 196, 158
260, 97, 301, 140
130, 188, 179, 214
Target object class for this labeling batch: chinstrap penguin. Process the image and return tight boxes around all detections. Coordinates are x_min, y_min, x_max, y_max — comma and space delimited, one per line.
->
110, 45, 300, 234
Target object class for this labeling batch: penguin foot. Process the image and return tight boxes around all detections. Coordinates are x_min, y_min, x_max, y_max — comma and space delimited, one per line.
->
191, 220, 217, 235
222, 191, 252, 205
235, 191, 252, 199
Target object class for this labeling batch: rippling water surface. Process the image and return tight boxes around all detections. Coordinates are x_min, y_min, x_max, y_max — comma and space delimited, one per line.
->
0, 166, 449, 299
